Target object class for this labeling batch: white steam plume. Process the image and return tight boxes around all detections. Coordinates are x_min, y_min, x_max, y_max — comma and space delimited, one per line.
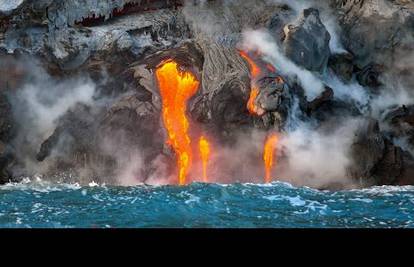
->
10, 60, 97, 175
277, 118, 361, 188
242, 29, 324, 100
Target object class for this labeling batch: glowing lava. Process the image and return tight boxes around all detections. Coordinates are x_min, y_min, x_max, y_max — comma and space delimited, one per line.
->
247, 87, 260, 115
263, 133, 279, 183
155, 60, 200, 185
239, 51, 262, 115
240, 50, 262, 78
199, 136, 211, 183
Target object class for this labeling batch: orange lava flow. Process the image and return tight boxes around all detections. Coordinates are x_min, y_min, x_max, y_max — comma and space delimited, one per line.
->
247, 86, 260, 115
199, 136, 211, 183
240, 50, 261, 78
155, 60, 200, 185
239, 50, 261, 115
263, 133, 279, 183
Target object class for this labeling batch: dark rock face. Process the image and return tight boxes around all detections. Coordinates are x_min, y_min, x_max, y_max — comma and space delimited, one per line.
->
255, 76, 290, 115
306, 87, 361, 127
328, 53, 354, 83
356, 63, 383, 88
333, 0, 414, 87
0, 53, 28, 91
0, 148, 14, 184
348, 119, 388, 186
97, 93, 163, 181
384, 105, 414, 127
36, 104, 104, 167
267, 4, 296, 44
383, 105, 414, 149
347, 118, 412, 186
283, 8, 331, 73
1, 0, 189, 76
0, 92, 15, 184
306, 86, 334, 116
209, 76, 252, 140
0, 93, 14, 143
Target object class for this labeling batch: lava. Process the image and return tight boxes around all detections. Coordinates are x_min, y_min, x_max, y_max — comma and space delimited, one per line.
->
266, 63, 276, 73
240, 50, 262, 79
247, 86, 260, 115
155, 60, 200, 185
239, 50, 262, 115
199, 136, 211, 183
263, 133, 278, 183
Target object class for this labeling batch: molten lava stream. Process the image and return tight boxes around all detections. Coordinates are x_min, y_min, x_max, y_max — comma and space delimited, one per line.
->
155, 60, 200, 185
263, 133, 279, 183
247, 86, 260, 115
239, 50, 262, 115
199, 136, 211, 183
239, 50, 262, 79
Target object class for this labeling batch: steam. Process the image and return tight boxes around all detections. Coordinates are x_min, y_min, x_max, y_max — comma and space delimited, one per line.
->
17, 81, 95, 135
241, 29, 324, 100
9, 59, 97, 175
321, 13, 347, 54
277, 119, 360, 188
239, 25, 362, 188
100, 131, 145, 186
323, 71, 369, 108
3, 0, 414, 190
268, 0, 347, 54
370, 83, 414, 121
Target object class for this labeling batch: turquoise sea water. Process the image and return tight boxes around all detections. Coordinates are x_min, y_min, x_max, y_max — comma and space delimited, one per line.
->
0, 179, 413, 228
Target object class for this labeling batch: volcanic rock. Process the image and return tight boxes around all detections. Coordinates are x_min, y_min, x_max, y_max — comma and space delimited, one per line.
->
348, 118, 388, 186
97, 92, 164, 182
267, 4, 297, 44
0, 92, 14, 143
383, 104, 414, 148
328, 53, 355, 83
0, 53, 28, 91
306, 86, 334, 116
384, 105, 414, 127
0, 144, 13, 184
306, 88, 361, 126
347, 118, 413, 186
253, 76, 292, 128
332, 0, 414, 88
1, 0, 414, 188
36, 104, 103, 171
0, 91, 15, 184
283, 8, 331, 73
356, 63, 383, 88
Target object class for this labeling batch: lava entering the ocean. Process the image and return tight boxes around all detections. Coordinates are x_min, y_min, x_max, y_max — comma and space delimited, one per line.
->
199, 135, 211, 183
263, 133, 278, 183
155, 60, 200, 185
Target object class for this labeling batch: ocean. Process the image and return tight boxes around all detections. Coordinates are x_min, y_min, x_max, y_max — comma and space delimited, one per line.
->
0, 178, 413, 228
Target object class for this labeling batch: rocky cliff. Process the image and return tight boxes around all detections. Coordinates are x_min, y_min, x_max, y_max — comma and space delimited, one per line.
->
1, 0, 413, 189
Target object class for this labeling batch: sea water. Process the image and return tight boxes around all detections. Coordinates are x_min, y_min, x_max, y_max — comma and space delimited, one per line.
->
0, 178, 413, 228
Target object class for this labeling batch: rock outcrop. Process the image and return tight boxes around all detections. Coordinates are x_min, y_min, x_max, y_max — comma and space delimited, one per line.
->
328, 53, 354, 83
347, 118, 414, 186
283, 8, 331, 73
332, 0, 414, 87
0, 92, 14, 184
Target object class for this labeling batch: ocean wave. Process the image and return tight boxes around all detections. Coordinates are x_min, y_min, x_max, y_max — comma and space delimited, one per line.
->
1, 177, 414, 228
